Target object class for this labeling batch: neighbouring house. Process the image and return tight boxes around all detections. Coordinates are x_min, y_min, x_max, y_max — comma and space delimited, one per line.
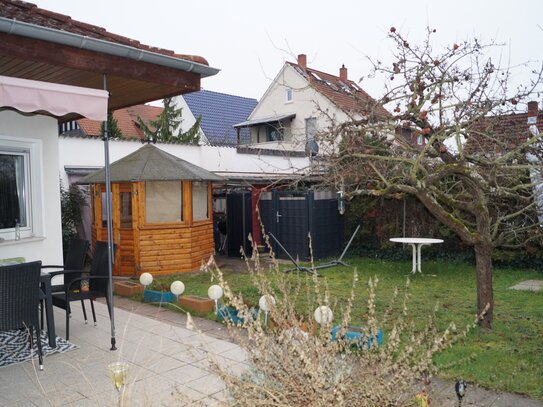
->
175, 90, 258, 146
464, 101, 543, 222
233, 54, 391, 156
0, 0, 218, 265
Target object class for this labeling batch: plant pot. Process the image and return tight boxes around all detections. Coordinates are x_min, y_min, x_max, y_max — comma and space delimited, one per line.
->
178, 295, 215, 313
330, 325, 384, 349
114, 281, 143, 297
143, 289, 175, 303
217, 305, 258, 325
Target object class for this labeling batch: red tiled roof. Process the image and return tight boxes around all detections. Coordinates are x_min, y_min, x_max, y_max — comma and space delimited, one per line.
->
77, 105, 163, 140
0, 0, 209, 65
465, 110, 543, 155
286, 61, 391, 119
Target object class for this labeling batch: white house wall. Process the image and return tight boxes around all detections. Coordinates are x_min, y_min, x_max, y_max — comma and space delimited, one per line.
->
247, 64, 352, 153
59, 136, 311, 186
172, 95, 208, 144
0, 110, 63, 265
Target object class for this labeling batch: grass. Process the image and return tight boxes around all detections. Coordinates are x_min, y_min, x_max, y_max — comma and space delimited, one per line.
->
140, 256, 543, 399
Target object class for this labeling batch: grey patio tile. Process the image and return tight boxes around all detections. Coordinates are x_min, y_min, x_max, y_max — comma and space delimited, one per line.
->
213, 344, 248, 361
147, 323, 198, 342
144, 354, 189, 374
28, 387, 85, 406
168, 384, 207, 403
199, 338, 240, 355
184, 374, 226, 396
159, 342, 208, 364
161, 364, 210, 385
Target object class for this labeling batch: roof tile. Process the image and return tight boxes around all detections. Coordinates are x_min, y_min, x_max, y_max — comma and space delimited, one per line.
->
0, 0, 208, 65
183, 90, 258, 146
287, 61, 390, 119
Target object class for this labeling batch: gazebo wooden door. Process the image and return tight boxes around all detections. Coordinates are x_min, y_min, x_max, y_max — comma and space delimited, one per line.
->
113, 183, 136, 276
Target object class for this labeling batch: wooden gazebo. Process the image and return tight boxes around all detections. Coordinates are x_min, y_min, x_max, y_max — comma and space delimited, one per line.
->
81, 144, 223, 276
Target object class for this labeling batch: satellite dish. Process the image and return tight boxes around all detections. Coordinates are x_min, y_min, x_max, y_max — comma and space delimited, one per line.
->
305, 140, 319, 157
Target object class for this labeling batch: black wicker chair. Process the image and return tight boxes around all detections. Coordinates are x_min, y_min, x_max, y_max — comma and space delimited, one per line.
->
52, 241, 114, 340
43, 238, 90, 292
0, 261, 44, 370
41, 238, 90, 325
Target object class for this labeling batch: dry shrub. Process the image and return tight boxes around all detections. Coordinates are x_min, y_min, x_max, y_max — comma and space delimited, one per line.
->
203, 247, 477, 407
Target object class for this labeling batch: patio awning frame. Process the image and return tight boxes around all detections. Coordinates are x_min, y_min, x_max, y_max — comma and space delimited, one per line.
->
0, 75, 108, 121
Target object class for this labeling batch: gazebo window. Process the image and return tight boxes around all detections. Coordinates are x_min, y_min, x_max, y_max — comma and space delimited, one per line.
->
120, 192, 132, 228
192, 181, 209, 221
145, 181, 183, 223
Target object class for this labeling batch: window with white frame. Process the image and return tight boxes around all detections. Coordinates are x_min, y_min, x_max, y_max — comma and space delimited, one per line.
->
0, 151, 29, 230
285, 87, 293, 103
0, 137, 42, 240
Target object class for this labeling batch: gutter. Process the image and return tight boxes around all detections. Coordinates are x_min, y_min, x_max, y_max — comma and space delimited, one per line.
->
0, 17, 219, 78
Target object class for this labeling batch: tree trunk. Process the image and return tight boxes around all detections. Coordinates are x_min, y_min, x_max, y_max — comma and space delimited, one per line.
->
473, 244, 493, 329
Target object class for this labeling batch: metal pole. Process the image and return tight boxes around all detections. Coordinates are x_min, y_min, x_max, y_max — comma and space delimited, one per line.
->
103, 74, 116, 351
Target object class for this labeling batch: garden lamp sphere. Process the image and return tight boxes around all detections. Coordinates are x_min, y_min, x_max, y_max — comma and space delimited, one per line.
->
313, 305, 333, 325
258, 295, 276, 312
208, 285, 223, 300
170, 281, 185, 296
139, 272, 153, 287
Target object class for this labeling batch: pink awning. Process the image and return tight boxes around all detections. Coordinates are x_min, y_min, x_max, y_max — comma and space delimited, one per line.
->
0, 75, 108, 121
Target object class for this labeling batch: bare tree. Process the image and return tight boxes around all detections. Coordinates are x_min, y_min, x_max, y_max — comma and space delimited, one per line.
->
318, 27, 543, 329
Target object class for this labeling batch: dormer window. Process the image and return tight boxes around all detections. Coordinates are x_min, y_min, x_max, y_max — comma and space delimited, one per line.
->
285, 87, 293, 103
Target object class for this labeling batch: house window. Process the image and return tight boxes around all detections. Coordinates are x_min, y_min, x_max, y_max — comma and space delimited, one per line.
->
285, 87, 293, 103
0, 151, 30, 233
266, 124, 284, 142
192, 182, 209, 221
145, 181, 183, 223
305, 117, 317, 142
0, 137, 43, 241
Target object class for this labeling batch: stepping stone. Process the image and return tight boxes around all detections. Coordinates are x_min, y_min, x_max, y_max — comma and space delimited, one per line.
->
508, 280, 543, 292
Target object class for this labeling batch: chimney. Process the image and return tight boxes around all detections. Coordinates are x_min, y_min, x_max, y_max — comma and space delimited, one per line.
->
298, 54, 307, 71
340, 64, 348, 82
527, 101, 539, 124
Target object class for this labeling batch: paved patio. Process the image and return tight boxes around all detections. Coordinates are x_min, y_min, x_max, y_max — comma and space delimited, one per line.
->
0, 299, 247, 406
1, 294, 542, 406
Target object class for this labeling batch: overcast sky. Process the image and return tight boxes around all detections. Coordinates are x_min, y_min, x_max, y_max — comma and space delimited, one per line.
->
35, 0, 543, 103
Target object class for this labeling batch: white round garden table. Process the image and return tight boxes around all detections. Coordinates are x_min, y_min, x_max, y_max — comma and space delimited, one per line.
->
389, 238, 443, 274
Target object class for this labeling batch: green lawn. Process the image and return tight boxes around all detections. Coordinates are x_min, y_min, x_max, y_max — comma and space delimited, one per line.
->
144, 257, 543, 399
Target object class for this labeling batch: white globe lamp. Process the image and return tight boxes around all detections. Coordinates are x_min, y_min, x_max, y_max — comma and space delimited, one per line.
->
259, 295, 275, 326
208, 285, 224, 312
139, 272, 153, 289
170, 280, 185, 300
313, 305, 333, 325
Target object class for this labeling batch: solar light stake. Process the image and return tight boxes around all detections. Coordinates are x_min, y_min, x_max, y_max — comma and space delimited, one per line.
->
208, 285, 224, 313
455, 379, 467, 407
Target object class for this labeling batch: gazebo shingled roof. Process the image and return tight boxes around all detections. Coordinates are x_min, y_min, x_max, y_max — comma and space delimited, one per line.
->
80, 144, 223, 184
